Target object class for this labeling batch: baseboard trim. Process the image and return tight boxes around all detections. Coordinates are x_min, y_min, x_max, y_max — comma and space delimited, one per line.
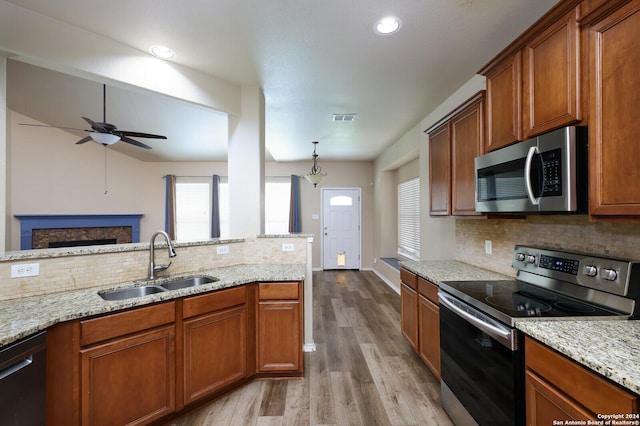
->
372, 269, 400, 295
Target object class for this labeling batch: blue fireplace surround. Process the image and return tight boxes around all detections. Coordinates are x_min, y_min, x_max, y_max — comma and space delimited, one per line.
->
15, 214, 143, 250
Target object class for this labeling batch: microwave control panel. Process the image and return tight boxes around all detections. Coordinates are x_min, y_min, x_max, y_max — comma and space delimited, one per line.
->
541, 148, 562, 196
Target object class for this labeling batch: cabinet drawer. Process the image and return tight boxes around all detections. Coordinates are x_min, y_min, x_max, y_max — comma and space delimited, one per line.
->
183, 286, 246, 319
80, 302, 175, 347
525, 337, 637, 415
400, 268, 418, 290
418, 277, 438, 304
259, 282, 299, 300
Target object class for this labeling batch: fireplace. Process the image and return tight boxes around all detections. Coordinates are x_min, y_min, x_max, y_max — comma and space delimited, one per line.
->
15, 215, 143, 250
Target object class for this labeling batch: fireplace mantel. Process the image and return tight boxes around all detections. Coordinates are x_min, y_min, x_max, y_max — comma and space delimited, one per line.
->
15, 214, 143, 250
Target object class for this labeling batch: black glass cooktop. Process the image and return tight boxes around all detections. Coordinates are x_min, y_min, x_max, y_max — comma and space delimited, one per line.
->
439, 280, 625, 326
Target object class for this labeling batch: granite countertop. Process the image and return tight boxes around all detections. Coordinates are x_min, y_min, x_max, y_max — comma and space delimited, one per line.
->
517, 320, 640, 395
0, 263, 305, 347
399, 259, 512, 283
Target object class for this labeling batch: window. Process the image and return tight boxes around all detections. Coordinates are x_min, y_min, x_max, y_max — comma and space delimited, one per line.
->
398, 177, 420, 259
265, 177, 291, 234
175, 176, 229, 241
175, 176, 289, 239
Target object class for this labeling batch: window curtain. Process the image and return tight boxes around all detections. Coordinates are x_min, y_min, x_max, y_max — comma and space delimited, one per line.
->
211, 174, 221, 238
289, 175, 301, 233
164, 174, 177, 240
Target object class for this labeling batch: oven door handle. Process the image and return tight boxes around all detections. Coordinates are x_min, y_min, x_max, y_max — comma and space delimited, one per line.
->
439, 292, 515, 350
524, 145, 540, 206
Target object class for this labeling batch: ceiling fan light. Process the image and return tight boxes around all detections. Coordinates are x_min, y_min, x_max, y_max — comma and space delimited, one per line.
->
90, 132, 120, 145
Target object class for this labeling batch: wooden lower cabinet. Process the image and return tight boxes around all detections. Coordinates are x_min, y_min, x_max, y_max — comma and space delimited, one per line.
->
417, 277, 440, 380
182, 286, 247, 404
400, 282, 418, 350
47, 281, 303, 425
525, 337, 638, 424
81, 325, 176, 426
78, 301, 177, 426
526, 369, 593, 423
400, 269, 441, 379
257, 282, 302, 373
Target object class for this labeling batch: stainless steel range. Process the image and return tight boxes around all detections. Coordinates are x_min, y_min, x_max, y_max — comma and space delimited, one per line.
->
438, 245, 640, 426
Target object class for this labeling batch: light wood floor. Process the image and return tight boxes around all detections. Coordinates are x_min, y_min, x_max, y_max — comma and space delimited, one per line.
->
168, 270, 454, 425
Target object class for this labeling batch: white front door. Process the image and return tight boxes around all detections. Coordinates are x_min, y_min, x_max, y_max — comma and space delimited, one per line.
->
322, 188, 361, 270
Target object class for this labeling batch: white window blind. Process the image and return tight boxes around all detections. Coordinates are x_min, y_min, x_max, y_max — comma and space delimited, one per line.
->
265, 177, 291, 234
398, 177, 420, 259
175, 180, 211, 242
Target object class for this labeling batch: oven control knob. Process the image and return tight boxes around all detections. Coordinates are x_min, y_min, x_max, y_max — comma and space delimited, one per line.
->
516, 253, 526, 262
584, 265, 598, 277
526, 255, 536, 264
603, 268, 618, 281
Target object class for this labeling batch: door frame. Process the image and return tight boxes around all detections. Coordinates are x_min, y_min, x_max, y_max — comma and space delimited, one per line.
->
320, 187, 362, 270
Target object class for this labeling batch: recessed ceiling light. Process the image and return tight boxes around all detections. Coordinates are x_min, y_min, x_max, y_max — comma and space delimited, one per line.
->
374, 16, 402, 35
149, 45, 176, 60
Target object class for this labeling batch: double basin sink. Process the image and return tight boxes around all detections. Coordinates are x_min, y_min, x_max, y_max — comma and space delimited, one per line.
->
99, 276, 218, 301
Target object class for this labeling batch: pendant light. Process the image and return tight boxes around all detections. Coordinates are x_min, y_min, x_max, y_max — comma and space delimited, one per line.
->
304, 141, 327, 187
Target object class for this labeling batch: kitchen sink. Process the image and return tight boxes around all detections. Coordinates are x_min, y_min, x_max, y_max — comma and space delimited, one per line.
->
159, 276, 218, 290
98, 276, 218, 300
99, 285, 167, 301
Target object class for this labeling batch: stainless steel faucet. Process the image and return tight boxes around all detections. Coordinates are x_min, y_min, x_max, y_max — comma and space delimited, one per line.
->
148, 230, 177, 280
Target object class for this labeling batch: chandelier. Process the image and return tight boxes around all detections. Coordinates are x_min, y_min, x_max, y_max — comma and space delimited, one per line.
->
304, 141, 327, 187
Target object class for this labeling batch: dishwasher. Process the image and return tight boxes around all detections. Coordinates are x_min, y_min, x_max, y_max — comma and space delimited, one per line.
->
0, 331, 46, 425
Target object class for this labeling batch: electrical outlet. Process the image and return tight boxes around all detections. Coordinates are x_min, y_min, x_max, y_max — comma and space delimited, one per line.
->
282, 243, 295, 252
11, 263, 40, 278
485, 240, 492, 255
216, 245, 229, 255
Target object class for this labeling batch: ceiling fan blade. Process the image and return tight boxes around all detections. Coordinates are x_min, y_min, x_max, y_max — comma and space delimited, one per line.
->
118, 131, 167, 139
75, 136, 93, 144
120, 135, 152, 150
20, 123, 89, 132
82, 116, 105, 132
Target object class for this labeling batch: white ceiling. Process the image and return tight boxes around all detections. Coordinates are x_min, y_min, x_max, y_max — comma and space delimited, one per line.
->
2, 0, 559, 163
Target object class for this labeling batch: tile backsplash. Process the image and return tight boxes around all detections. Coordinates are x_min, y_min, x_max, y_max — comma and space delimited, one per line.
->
456, 215, 640, 276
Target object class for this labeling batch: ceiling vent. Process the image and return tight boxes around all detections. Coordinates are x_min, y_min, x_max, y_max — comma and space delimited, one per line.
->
332, 113, 357, 122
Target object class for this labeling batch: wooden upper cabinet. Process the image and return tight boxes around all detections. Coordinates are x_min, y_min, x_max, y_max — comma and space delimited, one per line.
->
587, 0, 640, 216
428, 92, 485, 217
451, 94, 484, 216
428, 122, 451, 216
485, 52, 522, 151
522, 6, 581, 138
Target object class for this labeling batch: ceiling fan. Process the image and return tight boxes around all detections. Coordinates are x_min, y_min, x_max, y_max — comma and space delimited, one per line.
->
21, 84, 167, 150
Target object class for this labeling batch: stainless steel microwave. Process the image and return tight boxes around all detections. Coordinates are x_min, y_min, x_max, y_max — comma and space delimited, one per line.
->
474, 126, 587, 213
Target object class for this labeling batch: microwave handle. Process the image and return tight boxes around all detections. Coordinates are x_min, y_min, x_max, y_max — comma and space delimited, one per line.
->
524, 146, 540, 206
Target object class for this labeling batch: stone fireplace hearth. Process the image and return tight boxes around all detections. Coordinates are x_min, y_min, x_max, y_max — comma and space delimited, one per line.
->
15, 214, 143, 250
